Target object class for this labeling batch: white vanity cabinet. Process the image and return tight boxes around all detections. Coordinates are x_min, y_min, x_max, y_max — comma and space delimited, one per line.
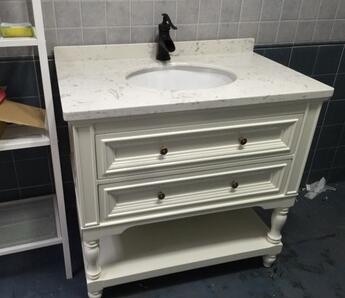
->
70, 100, 321, 297
54, 39, 333, 297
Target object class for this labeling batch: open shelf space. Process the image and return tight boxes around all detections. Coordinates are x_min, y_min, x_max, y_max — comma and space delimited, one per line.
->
0, 125, 50, 151
0, 195, 61, 256
89, 208, 282, 291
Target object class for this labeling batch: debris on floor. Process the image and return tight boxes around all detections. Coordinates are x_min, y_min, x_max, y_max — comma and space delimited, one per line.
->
304, 177, 336, 200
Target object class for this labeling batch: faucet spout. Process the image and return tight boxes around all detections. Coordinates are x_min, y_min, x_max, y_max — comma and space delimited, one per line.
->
156, 13, 177, 61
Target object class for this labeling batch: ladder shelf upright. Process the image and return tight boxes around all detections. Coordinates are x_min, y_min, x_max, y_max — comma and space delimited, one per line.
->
0, 0, 72, 279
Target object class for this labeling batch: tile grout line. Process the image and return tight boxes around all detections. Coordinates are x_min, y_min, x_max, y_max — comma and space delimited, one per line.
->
292, 0, 304, 46
104, 0, 108, 44
195, 0, 201, 40
152, 0, 155, 42
237, 0, 244, 38
0, 183, 54, 194
330, 125, 345, 169
304, 42, 326, 183
256, 0, 265, 43
78, 0, 84, 45
129, 0, 132, 42
11, 151, 22, 199
175, 0, 178, 39
50, 0, 58, 52
329, 0, 342, 41
274, 0, 285, 44
311, 0, 323, 42
311, 47, 321, 76
328, 44, 345, 169
216, 0, 223, 39
306, 43, 345, 182
332, 44, 345, 86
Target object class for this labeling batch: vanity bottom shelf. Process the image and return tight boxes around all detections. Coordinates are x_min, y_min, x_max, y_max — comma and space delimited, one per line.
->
88, 208, 282, 292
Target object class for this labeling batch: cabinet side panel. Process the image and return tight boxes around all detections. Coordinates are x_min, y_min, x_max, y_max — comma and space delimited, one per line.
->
286, 100, 324, 194
72, 125, 99, 227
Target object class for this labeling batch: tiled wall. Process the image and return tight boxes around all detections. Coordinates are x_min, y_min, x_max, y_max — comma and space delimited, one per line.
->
256, 43, 345, 185
1, 0, 345, 56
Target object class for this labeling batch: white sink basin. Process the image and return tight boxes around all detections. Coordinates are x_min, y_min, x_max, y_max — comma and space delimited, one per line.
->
127, 65, 236, 91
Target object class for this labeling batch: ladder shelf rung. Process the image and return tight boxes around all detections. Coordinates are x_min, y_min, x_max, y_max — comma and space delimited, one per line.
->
0, 36, 38, 48
0, 125, 50, 151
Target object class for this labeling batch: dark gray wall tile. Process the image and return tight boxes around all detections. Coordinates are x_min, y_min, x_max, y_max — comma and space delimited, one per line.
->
0, 163, 17, 190
0, 189, 20, 203
290, 46, 318, 75
263, 47, 292, 66
333, 146, 345, 168
314, 45, 344, 75
312, 74, 335, 87
312, 148, 336, 170
317, 125, 342, 149
15, 159, 51, 188
20, 184, 53, 198
333, 75, 345, 100
0, 61, 38, 97
324, 100, 345, 125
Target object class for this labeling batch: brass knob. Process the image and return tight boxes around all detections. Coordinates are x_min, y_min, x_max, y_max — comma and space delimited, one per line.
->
160, 146, 168, 155
239, 137, 247, 146
157, 191, 165, 200
231, 180, 239, 189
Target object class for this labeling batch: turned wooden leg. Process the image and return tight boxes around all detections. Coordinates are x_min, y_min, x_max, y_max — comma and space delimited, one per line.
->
88, 290, 103, 298
266, 207, 289, 244
263, 208, 289, 267
84, 240, 101, 280
263, 255, 277, 268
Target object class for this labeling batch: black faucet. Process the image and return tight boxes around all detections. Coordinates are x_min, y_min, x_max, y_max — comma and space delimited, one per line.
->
156, 13, 177, 61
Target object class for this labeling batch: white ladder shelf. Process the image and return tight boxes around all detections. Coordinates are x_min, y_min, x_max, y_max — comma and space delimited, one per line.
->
0, 0, 72, 278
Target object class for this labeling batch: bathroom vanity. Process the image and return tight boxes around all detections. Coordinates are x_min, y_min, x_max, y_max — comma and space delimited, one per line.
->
55, 39, 333, 297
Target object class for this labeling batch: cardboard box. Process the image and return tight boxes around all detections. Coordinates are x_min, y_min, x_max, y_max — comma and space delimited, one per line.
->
0, 99, 46, 137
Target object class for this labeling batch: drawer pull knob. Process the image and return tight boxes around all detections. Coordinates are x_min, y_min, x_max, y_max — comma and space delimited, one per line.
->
231, 181, 239, 189
239, 137, 247, 146
160, 146, 168, 155
157, 191, 166, 200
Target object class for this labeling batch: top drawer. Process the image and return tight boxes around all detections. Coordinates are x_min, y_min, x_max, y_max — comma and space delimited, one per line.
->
95, 112, 304, 179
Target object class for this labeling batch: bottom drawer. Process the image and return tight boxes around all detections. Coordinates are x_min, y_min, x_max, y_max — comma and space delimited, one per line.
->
99, 159, 291, 223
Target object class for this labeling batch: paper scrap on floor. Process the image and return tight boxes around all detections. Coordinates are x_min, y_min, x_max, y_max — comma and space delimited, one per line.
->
305, 177, 336, 200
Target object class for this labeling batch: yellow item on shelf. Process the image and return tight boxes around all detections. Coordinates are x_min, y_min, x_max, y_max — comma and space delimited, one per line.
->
0, 22, 34, 38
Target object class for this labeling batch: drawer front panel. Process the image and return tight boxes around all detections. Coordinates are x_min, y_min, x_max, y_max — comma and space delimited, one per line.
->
96, 115, 302, 179
99, 160, 290, 222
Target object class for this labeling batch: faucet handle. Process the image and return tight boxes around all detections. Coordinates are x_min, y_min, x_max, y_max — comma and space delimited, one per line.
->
162, 13, 177, 30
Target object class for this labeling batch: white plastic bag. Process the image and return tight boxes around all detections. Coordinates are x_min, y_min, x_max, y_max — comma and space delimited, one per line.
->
305, 177, 336, 200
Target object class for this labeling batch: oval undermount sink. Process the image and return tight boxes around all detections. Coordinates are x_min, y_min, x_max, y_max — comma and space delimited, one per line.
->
127, 65, 236, 91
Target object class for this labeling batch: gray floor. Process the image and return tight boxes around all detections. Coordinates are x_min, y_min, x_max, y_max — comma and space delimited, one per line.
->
1, 182, 344, 298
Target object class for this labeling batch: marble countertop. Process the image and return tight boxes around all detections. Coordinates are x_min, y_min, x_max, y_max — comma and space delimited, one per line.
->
54, 38, 334, 122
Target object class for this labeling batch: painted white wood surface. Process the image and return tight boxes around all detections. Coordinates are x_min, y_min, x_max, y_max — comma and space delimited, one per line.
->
31, 0, 72, 278
67, 98, 324, 297
0, 36, 38, 47
0, 195, 62, 256
87, 209, 282, 293
0, 125, 49, 151
96, 116, 301, 179
99, 160, 289, 224
0, 0, 72, 279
